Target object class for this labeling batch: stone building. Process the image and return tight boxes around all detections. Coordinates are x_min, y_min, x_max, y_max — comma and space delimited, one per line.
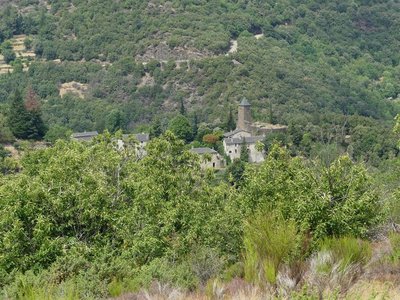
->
223, 98, 287, 163
223, 135, 265, 163
131, 133, 149, 158
190, 147, 225, 169
117, 133, 150, 158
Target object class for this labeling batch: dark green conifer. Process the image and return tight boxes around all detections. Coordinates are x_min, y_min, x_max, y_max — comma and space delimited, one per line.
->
180, 98, 185, 115
8, 90, 30, 139
192, 113, 199, 139
24, 87, 47, 140
226, 107, 236, 131
150, 117, 163, 138
7, 88, 46, 140
240, 139, 249, 162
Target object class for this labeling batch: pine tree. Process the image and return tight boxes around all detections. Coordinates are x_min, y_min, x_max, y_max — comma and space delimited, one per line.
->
192, 113, 198, 139
150, 117, 163, 138
25, 87, 40, 111
179, 98, 186, 115
7, 88, 46, 140
106, 109, 126, 133
8, 90, 30, 139
226, 107, 236, 131
268, 98, 277, 124
240, 138, 249, 162
24, 87, 46, 140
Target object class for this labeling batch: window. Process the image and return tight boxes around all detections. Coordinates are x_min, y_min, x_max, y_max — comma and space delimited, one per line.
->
213, 162, 216, 168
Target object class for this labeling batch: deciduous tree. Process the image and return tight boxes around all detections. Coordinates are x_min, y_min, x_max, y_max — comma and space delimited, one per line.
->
168, 114, 193, 143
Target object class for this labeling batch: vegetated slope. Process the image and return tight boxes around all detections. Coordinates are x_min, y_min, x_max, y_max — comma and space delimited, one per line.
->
0, 133, 399, 299
0, 0, 399, 162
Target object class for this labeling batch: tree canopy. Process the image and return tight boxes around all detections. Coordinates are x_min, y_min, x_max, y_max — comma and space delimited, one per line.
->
0, 132, 387, 297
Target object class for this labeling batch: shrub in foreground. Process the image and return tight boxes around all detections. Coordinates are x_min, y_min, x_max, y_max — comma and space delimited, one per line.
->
243, 212, 302, 287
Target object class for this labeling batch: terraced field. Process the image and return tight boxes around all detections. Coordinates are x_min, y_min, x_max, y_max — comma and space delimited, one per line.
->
0, 34, 36, 74
0, 53, 12, 74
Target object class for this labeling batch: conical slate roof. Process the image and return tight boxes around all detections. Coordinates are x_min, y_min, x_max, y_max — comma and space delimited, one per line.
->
239, 98, 251, 106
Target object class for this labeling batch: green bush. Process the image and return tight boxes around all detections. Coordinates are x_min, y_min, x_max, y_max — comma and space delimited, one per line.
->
24, 38, 33, 50
1, 41, 16, 64
44, 125, 72, 143
188, 246, 225, 286
240, 147, 383, 240
124, 257, 198, 291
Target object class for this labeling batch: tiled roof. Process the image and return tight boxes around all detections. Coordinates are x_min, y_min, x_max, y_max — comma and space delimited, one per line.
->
122, 133, 150, 142
224, 136, 264, 145
190, 147, 218, 155
223, 129, 250, 138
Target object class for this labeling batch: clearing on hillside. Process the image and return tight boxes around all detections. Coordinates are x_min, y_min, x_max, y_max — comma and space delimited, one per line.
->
136, 42, 212, 63
59, 82, 88, 99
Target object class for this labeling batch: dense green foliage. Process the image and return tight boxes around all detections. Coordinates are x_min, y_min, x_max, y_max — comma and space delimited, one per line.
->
0, 132, 388, 298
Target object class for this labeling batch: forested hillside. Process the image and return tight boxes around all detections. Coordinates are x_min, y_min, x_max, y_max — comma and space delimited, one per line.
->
1, 1, 400, 299
0, 0, 399, 163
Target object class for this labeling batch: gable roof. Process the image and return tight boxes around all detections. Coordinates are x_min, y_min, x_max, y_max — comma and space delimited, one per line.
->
122, 133, 150, 142
190, 147, 218, 155
223, 128, 251, 138
224, 135, 264, 145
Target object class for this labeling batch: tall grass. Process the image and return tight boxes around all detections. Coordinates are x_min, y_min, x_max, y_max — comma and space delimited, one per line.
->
3, 273, 80, 300
388, 232, 400, 264
320, 236, 372, 271
243, 212, 300, 287
305, 236, 372, 296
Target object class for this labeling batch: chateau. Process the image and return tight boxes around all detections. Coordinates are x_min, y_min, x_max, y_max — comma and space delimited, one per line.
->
223, 98, 287, 163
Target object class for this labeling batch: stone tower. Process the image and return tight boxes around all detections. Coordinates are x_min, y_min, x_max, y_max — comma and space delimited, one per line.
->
237, 98, 252, 131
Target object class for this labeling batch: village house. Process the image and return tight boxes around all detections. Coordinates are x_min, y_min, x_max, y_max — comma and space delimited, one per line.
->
132, 133, 150, 157
190, 147, 225, 169
71, 131, 150, 158
118, 133, 150, 158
